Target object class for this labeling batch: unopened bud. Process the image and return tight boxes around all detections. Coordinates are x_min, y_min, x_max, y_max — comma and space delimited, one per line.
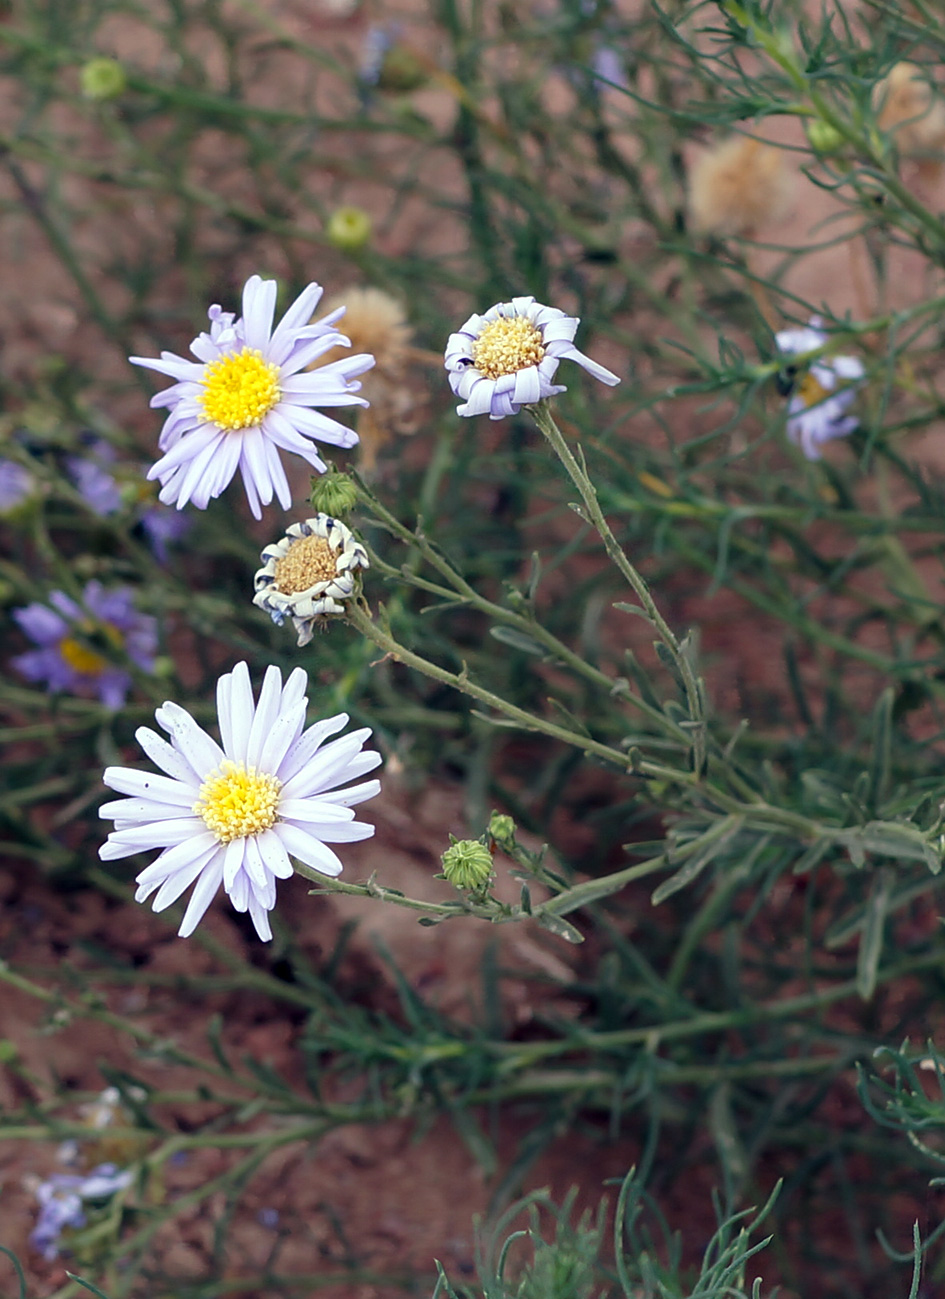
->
310, 471, 358, 520
81, 57, 127, 101
806, 119, 844, 155
488, 812, 516, 849
440, 837, 494, 892
326, 206, 372, 253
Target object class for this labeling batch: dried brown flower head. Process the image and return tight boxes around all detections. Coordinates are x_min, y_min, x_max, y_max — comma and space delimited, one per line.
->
310, 287, 422, 471
688, 135, 793, 237
875, 61, 945, 158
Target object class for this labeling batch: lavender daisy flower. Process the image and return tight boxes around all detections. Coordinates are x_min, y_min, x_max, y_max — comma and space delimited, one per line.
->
0, 459, 35, 515
253, 514, 369, 647
99, 661, 381, 941
12, 581, 158, 709
66, 440, 123, 515
775, 318, 866, 459
130, 276, 376, 519
30, 1163, 133, 1261
445, 296, 620, 420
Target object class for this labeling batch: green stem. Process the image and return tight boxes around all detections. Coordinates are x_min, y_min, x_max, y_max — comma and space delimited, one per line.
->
529, 401, 707, 773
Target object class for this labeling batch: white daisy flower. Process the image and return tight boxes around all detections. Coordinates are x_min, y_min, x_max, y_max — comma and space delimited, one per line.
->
775, 318, 865, 460
444, 295, 620, 420
99, 661, 381, 941
130, 276, 376, 519
253, 514, 369, 647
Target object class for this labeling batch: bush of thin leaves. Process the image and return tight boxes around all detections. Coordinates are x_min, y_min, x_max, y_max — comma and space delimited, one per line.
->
3, 0, 945, 1294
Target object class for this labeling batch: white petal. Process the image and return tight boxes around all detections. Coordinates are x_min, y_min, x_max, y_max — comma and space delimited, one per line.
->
245, 664, 284, 769
151, 852, 219, 912
275, 823, 343, 877
155, 702, 224, 777
135, 839, 219, 900
220, 836, 245, 892
102, 767, 194, 807
178, 854, 226, 937
283, 817, 375, 844
222, 661, 254, 763
278, 714, 349, 782
280, 731, 374, 800
134, 727, 198, 784
248, 890, 274, 941
100, 818, 204, 859
318, 777, 382, 808
259, 700, 308, 776
255, 827, 295, 879
242, 275, 277, 352
277, 798, 355, 823
99, 796, 195, 824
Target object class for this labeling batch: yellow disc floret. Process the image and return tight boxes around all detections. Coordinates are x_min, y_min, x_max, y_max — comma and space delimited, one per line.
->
797, 372, 831, 409
273, 534, 339, 595
199, 348, 281, 431
59, 620, 124, 677
60, 638, 108, 676
194, 759, 282, 843
472, 315, 545, 380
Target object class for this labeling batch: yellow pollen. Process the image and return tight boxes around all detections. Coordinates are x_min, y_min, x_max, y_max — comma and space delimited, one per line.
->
59, 621, 124, 676
194, 760, 282, 844
797, 372, 830, 409
199, 348, 281, 431
273, 534, 339, 595
471, 315, 545, 380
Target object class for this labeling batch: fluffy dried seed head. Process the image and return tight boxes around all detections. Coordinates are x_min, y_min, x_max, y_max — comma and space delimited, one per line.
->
688, 135, 793, 236
875, 62, 945, 157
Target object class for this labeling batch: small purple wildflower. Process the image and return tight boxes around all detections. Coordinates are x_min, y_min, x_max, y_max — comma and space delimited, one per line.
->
30, 1163, 133, 1261
66, 441, 123, 515
0, 459, 36, 514
66, 438, 190, 560
12, 580, 158, 709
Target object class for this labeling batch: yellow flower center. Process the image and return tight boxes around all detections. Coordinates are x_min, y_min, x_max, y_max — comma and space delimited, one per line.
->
273, 534, 339, 595
59, 621, 124, 677
471, 315, 545, 380
194, 760, 282, 843
199, 348, 281, 431
797, 372, 831, 409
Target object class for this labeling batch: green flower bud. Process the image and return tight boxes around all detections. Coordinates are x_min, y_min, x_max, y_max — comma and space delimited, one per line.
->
806, 119, 845, 155
310, 471, 359, 520
80, 57, 127, 101
488, 812, 516, 849
326, 206, 372, 253
440, 837, 494, 893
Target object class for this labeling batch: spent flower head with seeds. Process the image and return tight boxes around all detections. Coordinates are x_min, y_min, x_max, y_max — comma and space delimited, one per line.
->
688, 134, 792, 236
13, 581, 157, 709
130, 275, 375, 519
775, 318, 865, 460
254, 514, 369, 646
445, 296, 619, 419
875, 62, 945, 159
311, 286, 418, 468
99, 662, 380, 940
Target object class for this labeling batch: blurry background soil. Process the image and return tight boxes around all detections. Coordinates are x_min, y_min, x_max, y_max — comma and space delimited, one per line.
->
3, 0, 945, 1295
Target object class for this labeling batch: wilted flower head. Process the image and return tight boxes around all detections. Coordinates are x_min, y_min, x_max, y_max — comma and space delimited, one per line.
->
99, 662, 381, 940
13, 581, 157, 709
254, 514, 369, 646
310, 287, 417, 468
688, 135, 793, 236
875, 61, 945, 159
445, 296, 619, 420
30, 1163, 133, 1261
130, 275, 375, 519
775, 318, 865, 459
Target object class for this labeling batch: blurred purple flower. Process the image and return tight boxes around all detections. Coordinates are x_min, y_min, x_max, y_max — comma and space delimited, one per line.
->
66, 438, 189, 560
67, 442, 123, 515
30, 1163, 133, 1261
12, 580, 158, 709
0, 459, 36, 514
